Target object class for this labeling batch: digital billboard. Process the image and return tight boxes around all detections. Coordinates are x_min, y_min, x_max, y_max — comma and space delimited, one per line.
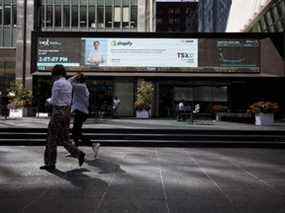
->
36, 36, 260, 73
83, 38, 198, 67
38, 38, 81, 68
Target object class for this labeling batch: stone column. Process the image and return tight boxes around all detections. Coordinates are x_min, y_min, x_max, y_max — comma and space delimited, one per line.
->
15, 0, 34, 90
137, 0, 146, 32
25, 0, 35, 90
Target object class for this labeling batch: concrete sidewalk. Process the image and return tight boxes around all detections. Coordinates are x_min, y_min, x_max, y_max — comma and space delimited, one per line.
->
1, 117, 285, 131
0, 146, 285, 213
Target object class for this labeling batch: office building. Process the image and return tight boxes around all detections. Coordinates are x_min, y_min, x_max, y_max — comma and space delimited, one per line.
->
199, 0, 232, 32
0, 0, 284, 118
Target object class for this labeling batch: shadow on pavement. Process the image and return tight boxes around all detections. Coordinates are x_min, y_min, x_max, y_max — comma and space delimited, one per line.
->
49, 168, 107, 189
86, 159, 126, 174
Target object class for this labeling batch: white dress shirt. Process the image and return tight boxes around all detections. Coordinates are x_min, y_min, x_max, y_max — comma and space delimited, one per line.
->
68, 78, 90, 114
49, 77, 72, 107
178, 102, 184, 111
88, 50, 104, 65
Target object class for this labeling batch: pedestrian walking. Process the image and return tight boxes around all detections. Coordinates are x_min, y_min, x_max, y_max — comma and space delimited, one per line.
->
0, 92, 9, 120
40, 65, 86, 171
112, 96, 120, 118
68, 73, 100, 158
177, 100, 185, 121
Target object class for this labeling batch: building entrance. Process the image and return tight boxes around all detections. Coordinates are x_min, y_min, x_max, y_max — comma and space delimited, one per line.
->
158, 85, 174, 118
158, 81, 229, 118
87, 80, 113, 118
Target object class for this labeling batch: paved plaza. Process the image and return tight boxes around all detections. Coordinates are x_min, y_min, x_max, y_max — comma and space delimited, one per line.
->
0, 146, 285, 213
1, 117, 285, 131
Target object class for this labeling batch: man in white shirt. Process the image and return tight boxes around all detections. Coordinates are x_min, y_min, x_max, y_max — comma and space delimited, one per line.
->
40, 65, 86, 171
68, 73, 100, 158
177, 100, 185, 121
69, 73, 89, 146
112, 96, 120, 118
87, 41, 104, 65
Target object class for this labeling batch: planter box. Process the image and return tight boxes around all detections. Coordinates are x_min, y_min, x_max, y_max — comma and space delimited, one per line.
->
255, 113, 274, 126
9, 108, 23, 118
136, 110, 151, 119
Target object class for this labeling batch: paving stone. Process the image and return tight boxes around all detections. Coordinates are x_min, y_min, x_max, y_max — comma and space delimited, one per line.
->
0, 146, 285, 213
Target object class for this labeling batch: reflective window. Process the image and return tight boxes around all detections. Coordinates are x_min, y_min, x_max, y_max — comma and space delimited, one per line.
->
12, 3, 16, 25
63, 5, 70, 27
46, 5, 53, 27
114, 6, 121, 28
131, 4, 137, 29
0, 62, 16, 94
88, 5, 95, 28
123, 6, 129, 28
4, 5, 11, 25
80, 5, 87, 27
260, 16, 268, 32
0, 5, 2, 25
55, 5, 62, 27
105, 5, 112, 28
40, 0, 138, 31
266, 12, 273, 26
276, 20, 284, 31
280, 0, 285, 15
97, 6, 104, 28
0, 0, 16, 47
72, 5, 78, 27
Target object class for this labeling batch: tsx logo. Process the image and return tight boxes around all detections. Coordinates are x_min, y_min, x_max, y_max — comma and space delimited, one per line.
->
177, 52, 194, 59
39, 39, 62, 47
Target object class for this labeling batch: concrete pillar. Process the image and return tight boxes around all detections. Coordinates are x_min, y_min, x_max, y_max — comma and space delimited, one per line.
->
15, 0, 34, 90
15, 0, 25, 84
25, 0, 35, 90
137, 0, 146, 32
148, 0, 155, 32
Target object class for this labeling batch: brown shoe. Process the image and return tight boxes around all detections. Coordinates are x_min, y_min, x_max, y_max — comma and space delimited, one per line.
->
78, 152, 85, 167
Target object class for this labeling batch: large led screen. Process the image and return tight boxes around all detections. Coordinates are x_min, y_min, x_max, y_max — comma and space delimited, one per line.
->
83, 38, 198, 67
37, 37, 260, 72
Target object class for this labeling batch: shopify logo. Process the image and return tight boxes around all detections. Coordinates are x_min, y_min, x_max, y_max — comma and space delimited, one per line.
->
111, 40, 133, 47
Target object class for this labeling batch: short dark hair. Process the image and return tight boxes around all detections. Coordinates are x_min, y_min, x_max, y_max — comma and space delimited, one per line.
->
93, 41, 100, 46
77, 74, 86, 83
52, 64, 66, 77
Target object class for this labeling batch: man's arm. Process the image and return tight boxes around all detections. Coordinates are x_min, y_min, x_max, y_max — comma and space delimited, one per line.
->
49, 82, 60, 106
67, 74, 79, 84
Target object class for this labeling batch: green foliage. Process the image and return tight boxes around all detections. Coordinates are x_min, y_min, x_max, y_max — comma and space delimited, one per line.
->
7, 80, 33, 108
135, 80, 154, 111
247, 101, 279, 113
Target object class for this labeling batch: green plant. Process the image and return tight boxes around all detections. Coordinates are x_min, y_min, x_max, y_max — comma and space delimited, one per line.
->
247, 101, 279, 113
7, 80, 33, 109
135, 80, 154, 111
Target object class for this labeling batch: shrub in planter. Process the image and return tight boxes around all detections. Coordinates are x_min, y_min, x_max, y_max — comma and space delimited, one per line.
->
210, 104, 228, 121
135, 80, 154, 118
247, 101, 279, 126
7, 81, 33, 117
247, 101, 279, 114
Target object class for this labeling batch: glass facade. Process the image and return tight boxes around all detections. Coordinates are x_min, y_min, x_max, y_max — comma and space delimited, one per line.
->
249, 0, 285, 32
199, 0, 232, 32
0, 62, 15, 93
0, 0, 17, 47
40, 0, 138, 31
156, 2, 198, 32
